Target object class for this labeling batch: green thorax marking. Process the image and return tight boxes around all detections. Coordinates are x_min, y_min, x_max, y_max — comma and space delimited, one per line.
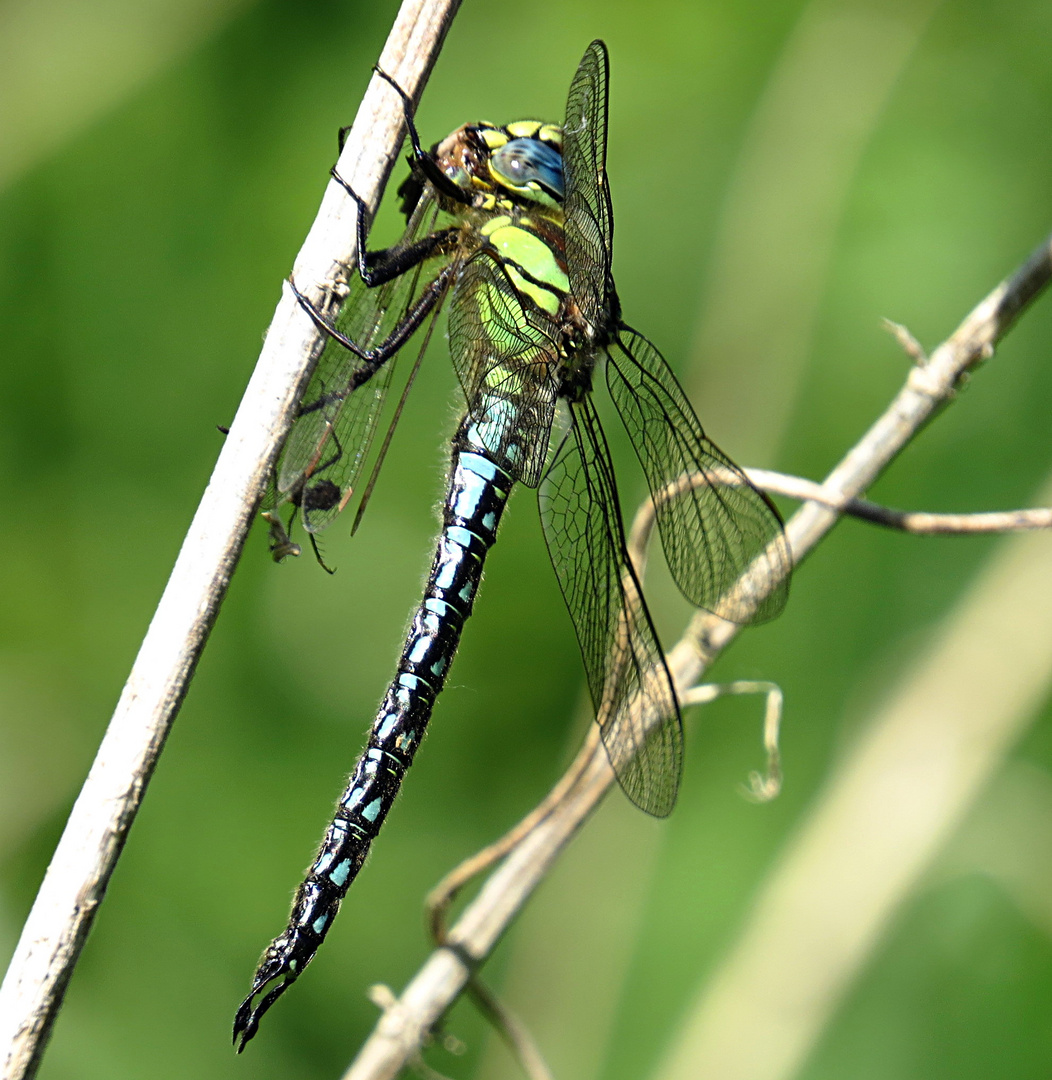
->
478, 215, 569, 317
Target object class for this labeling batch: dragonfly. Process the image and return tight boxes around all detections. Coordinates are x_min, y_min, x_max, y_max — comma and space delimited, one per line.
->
234, 40, 791, 1050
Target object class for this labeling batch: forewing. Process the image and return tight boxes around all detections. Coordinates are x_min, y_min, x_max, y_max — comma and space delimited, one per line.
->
448, 253, 560, 488
539, 398, 682, 817
607, 327, 791, 624
562, 40, 614, 326
274, 192, 450, 532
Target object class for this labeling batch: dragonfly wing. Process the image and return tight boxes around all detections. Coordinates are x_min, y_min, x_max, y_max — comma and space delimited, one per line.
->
606, 327, 792, 624
448, 252, 560, 488
539, 396, 682, 817
562, 40, 615, 327
275, 192, 450, 533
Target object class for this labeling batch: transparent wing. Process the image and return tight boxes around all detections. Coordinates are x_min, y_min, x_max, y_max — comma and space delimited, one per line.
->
539, 396, 682, 817
607, 327, 791, 623
562, 39, 615, 327
448, 252, 560, 488
274, 191, 452, 532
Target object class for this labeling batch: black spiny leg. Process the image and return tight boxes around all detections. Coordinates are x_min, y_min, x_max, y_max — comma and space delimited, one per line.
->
291, 63, 467, 376
288, 260, 453, 374
370, 66, 473, 206
340, 65, 472, 209
331, 64, 469, 287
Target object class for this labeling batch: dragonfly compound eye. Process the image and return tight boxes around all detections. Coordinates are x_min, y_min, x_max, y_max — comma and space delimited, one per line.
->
490, 138, 564, 201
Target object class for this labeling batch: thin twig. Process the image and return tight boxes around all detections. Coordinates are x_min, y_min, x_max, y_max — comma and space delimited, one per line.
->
679, 681, 784, 802
423, 734, 598, 1080
338, 232, 1052, 1080
746, 468, 1052, 533
423, 735, 603, 1080
367, 987, 457, 1080
628, 469, 1051, 571
0, 5, 461, 1079
881, 317, 928, 364
419, 677, 780, 1077
676, 231, 1052, 679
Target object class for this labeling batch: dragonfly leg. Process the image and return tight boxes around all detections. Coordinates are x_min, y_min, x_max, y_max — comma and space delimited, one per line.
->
262, 510, 301, 562
333, 66, 461, 197
288, 259, 452, 368
371, 65, 472, 206
328, 164, 457, 287
332, 68, 468, 280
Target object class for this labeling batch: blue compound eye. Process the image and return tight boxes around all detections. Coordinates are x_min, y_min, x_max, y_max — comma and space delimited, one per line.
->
490, 138, 564, 200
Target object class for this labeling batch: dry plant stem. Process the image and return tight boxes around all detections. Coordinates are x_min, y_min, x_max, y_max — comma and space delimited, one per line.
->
881, 317, 928, 364
431, 678, 779, 943
340, 233, 1052, 1080
371, 981, 546, 1080
367, 986, 459, 1080
675, 231, 1052, 685
342, 743, 616, 1080
0, 4, 461, 1079
423, 736, 603, 1080
424, 737, 601, 1080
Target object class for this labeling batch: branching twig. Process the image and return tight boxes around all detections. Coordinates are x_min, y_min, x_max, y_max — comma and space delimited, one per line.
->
680, 681, 784, 802
747, 468, 1052, 534
0, 5, 461, 1079
627, 468, 1051, 565
455, 978, 555, 1080
881, 317, 928, 364
337, 233, 1052, 1080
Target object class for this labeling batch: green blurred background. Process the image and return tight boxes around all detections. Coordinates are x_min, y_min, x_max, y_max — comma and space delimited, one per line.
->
2, 0, 1052, 1077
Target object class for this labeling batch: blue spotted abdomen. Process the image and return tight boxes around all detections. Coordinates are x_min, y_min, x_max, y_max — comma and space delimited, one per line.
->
242, 415, 514, 1004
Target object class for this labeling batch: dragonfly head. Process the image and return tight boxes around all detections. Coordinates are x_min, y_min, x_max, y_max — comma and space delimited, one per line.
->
430, 121, 564, 212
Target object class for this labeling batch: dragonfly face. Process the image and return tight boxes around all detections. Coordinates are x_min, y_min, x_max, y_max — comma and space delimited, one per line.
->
426, 120, 565, 211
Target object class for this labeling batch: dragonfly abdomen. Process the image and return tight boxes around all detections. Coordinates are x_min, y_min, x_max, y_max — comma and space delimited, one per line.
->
235, 417, 514, 1048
